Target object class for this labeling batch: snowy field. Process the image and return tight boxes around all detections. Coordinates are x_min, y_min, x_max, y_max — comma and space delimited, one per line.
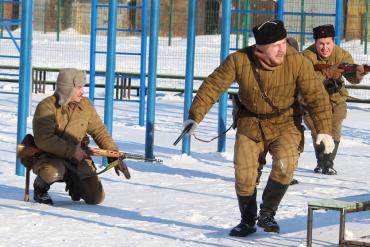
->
0, 30, 370, 246
0, 86, 370, 247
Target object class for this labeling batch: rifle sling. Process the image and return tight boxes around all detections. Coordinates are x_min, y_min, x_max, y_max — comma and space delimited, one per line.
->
95, 159, 121, 176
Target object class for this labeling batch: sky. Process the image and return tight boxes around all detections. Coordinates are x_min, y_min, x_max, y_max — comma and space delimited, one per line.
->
0, 30, 370, 247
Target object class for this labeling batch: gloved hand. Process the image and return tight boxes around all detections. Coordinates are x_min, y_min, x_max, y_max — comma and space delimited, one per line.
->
322, 66, 344, 80
316, 134, 335, 154
182, 119, 198, 135
356, 65, 369, 80
108, 157, 131, 179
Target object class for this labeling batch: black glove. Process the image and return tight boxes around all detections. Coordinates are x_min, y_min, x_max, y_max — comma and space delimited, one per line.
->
108, 157, 131, 179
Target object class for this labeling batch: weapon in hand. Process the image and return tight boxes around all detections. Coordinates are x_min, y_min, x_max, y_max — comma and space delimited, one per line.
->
17, 144, 163, 163
173, 122, 194, 146
314, 63, 370, 74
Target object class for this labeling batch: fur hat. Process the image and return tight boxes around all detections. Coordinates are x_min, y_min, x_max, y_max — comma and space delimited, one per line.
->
55, 68, 86, 106
313, 24, 335, 39
252, 20, 287, 45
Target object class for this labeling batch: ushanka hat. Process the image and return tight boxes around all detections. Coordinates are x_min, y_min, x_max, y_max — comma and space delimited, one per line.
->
55, 68, 86, 106
252, 20, 287, 45
313, 24, 335, 39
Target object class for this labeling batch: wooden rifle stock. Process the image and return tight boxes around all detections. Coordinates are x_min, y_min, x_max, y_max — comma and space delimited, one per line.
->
17, 144, 162, 163
314, 63, 370, 74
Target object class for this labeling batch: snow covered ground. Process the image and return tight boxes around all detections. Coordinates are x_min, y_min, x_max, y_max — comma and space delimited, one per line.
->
0, 86, 369, 247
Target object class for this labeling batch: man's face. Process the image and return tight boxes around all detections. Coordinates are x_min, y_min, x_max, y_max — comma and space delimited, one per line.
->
315, 37, 334, 58
71, 86, 84, 103
256, 38, 287, 66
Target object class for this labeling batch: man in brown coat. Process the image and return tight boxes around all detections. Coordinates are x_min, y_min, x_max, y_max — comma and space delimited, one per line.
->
31, 68, 129, 205
181, 20, 334, 236
302, 24, 368, 175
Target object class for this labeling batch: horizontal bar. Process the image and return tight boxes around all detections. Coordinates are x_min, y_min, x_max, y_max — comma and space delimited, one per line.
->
0, 55, 20, 59
95, 51, 141, 56
96, 4, 142, 9
0, 73, 19, 77
284, 11, 336, 17
96, 27, 142, 33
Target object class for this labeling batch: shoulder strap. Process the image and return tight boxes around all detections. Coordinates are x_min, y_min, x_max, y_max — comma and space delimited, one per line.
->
245, 47, 282, 113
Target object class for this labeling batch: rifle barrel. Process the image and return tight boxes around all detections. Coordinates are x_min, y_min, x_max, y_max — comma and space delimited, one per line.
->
125, 153, 163, 163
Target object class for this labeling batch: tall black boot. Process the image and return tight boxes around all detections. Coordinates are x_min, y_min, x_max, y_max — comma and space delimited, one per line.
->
33, 176, 53, 205
229, 190, 257, 237
313, 144, 325, 173
322, 141, 339, 175
257, 178, 288, 233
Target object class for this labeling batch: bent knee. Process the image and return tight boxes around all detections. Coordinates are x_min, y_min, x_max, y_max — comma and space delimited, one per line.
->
83, 191, 105, 205
271, 156, 298, 185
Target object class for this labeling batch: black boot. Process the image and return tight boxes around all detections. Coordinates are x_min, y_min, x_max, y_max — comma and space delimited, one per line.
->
33, 176, 53, 205
322, 141, 339, 175
229, 190, 257, 237
313, 144, 324, 173
257, 178, 288, 233
64, 170, 82, 201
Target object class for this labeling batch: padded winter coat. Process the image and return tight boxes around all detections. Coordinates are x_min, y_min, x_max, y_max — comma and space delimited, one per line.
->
189, 45, 332, 142
32, 95, 117, 160
302, 44, 360, 105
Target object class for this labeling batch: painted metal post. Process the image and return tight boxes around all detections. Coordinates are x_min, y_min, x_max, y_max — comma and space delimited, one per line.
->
335, 0, 342, 45
277, 0, 284, 21
168, 0, 174, 46
139, 0, 148, 126
57, 0, 61, 41
235, 0, 240, 49
181, 0, 197, 155
300, 0, 305, 51
104, 0, 117, 136
145, 0, 160, 159
16, 0, 33, 176
0, 1, 4, 38
217, 0, 231, 152
365, 0, 369, 55
89, 0, 97, 102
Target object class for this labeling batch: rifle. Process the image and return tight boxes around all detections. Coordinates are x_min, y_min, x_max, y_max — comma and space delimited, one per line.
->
313, 63, 370, 74
17, 143, 163, 163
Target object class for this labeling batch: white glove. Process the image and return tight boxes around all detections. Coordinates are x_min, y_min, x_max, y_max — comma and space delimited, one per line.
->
316, 134, 335, 154
182, 119, 198, 135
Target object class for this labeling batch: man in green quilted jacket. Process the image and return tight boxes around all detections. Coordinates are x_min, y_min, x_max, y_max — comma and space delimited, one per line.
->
302, 24, 368, 175
181, 20, 334, 236
31, 68, 129, 205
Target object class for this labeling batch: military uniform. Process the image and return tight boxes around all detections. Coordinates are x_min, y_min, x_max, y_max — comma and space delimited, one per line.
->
185, 20, 334, 236
189, 44, 332, 233
29, 68, 122, 205
303, 44, 359, 139
32, 95, 118, 204
302, 44, 360, 174
190, 45, 331, 191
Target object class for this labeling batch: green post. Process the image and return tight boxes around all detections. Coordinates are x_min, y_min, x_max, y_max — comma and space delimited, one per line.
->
56, 0, 61, 41
365, 0, 369, 54
235, 0, 240, 49
168, 0, 174, 46
243, 0, 250, 47
0, 0, 4, 38
300, 0, 305, 51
